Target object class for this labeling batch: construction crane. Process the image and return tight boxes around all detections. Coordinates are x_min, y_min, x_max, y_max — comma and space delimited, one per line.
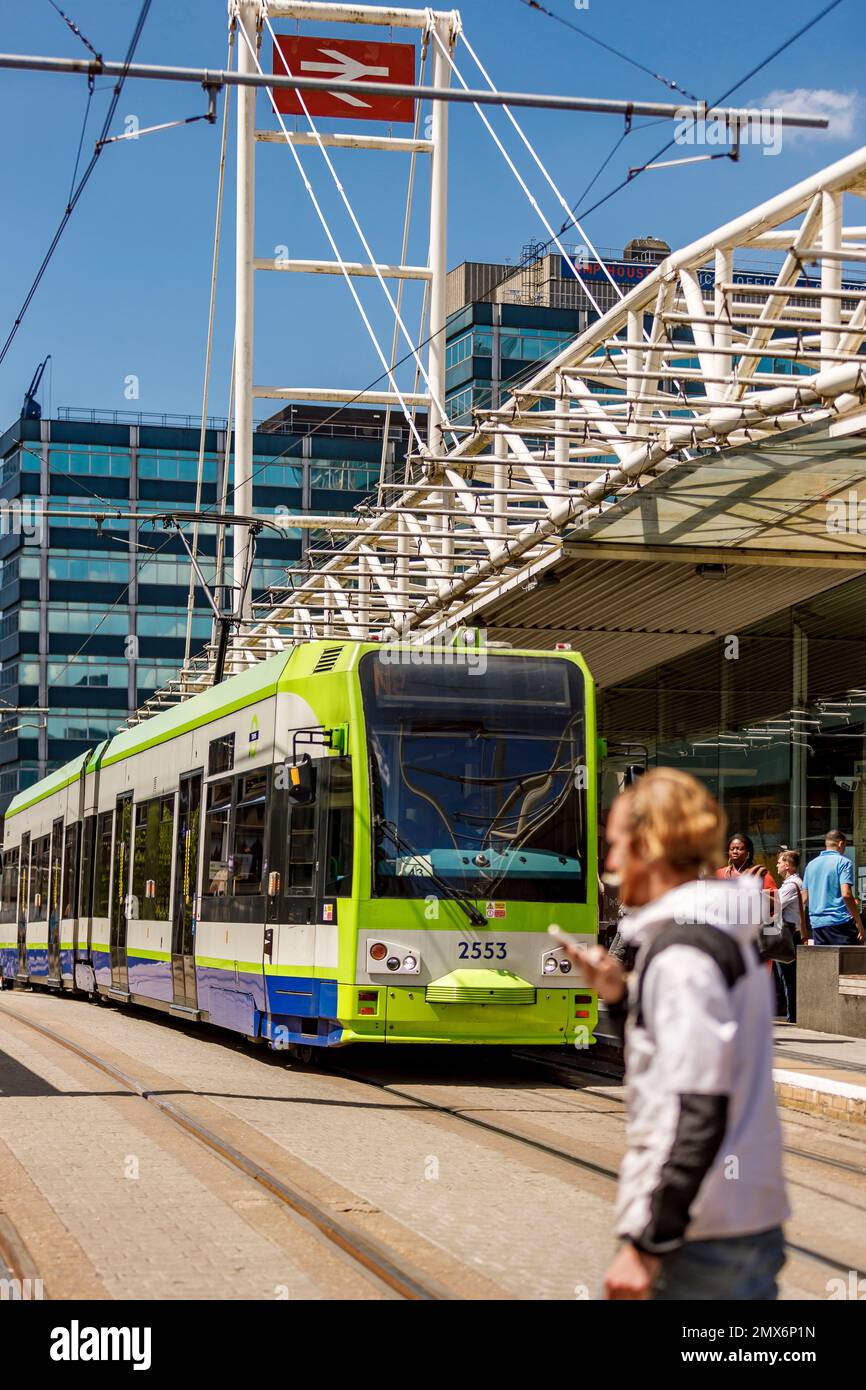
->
21, 355, 50, 421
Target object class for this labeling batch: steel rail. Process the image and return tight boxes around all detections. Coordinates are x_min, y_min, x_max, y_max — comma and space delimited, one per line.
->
0, 51, 830, 126
330, 1060, 865, 1278
516, 1048, 866, 1179
0, 1005, 453, 1302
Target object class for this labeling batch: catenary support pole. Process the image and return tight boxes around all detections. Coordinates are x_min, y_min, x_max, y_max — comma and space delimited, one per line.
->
233, 1, 261, 627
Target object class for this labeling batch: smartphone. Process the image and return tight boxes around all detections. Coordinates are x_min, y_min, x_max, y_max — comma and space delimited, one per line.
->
547, 924, 584, 952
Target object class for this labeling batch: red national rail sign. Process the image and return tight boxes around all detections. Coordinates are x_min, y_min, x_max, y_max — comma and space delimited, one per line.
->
272, 35, 416, 123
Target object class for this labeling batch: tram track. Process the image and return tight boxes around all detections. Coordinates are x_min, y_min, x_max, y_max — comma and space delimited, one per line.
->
0, 1005, 455, 1303
1, 998, 861, 1294
330, 1059, 866, 1281
515, 1047, 866, 1179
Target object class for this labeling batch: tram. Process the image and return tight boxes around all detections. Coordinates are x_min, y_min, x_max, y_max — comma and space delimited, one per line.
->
0, 640, 598, 1048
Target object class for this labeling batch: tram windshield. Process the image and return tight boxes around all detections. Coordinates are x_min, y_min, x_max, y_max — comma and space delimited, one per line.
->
359, 651, 587, 903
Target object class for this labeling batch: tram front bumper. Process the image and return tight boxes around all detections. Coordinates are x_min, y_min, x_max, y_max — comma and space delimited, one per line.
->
336, 982, 597, 1045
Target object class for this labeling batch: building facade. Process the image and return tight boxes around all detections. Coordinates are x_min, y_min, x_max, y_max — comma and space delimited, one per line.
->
0, 407, 411, 813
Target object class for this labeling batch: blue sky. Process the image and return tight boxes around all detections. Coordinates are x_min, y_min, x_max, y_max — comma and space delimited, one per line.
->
0, 0, 863, 425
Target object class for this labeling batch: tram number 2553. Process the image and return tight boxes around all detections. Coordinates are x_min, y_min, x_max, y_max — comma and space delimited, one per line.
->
458, 941, 507, 960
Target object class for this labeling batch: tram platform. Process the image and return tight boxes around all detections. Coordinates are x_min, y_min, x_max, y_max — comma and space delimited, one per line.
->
772, 1023, 866, 1126
595, 1011, 866, 1126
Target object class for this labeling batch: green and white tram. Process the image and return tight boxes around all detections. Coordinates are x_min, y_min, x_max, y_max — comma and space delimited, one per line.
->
0, 640, 598, 1047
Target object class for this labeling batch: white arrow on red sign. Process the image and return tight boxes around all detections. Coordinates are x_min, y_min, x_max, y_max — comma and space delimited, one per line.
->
272, 35, 417, 124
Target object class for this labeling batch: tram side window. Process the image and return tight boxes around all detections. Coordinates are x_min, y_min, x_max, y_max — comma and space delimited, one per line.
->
132, 795, 175, 920
61, 824, 79, 919
284, 761, 318, 896
50, 821, 64, 918
0, 848, 18, 924
231, 771, 267, 897
79, 815, 96, 917
203, 780, 232, 897
93, 812, 113, 916
323, 757, 354, 897
29, 835, 50, 921
208, 733, 234, 776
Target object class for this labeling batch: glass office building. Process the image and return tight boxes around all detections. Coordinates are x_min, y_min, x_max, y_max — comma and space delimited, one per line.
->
0, 407, 411, 815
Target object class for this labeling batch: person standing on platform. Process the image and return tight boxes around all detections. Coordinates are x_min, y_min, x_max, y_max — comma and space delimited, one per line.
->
802, 830, 865, 945
716, 832, 776, 897
774, 850, 808, 1023
564, 770, 788, 1301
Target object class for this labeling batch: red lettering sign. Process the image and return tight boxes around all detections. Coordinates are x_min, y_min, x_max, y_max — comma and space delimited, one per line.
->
272, 35, 416, 123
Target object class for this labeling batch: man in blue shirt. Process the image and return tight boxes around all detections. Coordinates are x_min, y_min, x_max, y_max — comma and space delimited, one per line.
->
802, 830, 865, 946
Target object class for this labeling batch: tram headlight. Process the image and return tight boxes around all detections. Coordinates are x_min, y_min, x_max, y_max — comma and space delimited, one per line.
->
386, 956, 401, 971
559, 959, 572, 973
370, 942, 388, 961
543, 956, 559, 975
403, 954, 417, 971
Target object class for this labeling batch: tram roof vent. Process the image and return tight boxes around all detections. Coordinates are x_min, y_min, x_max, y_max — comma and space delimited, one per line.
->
313, 646, 343, 673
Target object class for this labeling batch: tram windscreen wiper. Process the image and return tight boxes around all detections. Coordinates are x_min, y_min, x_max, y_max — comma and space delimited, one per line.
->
375, 817, 486, 927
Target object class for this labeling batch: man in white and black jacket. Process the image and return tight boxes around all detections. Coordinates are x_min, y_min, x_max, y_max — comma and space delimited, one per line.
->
568, 770, 789, 1301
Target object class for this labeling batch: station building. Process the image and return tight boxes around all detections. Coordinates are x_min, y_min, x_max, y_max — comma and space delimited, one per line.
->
0, 405, 414, 813
444, 240, 866, 878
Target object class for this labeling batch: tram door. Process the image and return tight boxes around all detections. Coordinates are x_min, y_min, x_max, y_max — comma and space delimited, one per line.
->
47, 816, 63, 983
171, 771, 201, 1014
16, 833, 29, 979
109, 793, 133, 995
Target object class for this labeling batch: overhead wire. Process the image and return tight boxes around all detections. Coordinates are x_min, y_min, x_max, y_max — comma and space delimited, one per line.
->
552, 0, 848, 236
26, 5, 846, 676
45, 0, 102, 63
0, 0, 153, 368
518, 0, 700, 103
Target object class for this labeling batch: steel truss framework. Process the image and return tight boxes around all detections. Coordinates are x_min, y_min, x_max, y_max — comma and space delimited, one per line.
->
131, 118, 866, 716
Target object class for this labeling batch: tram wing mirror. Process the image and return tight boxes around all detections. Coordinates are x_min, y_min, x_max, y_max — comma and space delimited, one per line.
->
624, 764, 646, 787
283, 753, 316, 804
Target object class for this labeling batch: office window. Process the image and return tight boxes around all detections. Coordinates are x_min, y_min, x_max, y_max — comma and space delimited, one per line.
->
48, 606, 129, 636
446, 386, 475, 423
132, 795, 175, 921
0, 557, 20, 590
138, 451, 218, 483
141, 557, 215, 588
308, 461, 379, 491
48, 657, 128, 688
49, 447, 130, 478
47, 711, 123, 742
137, 609, 211, 640
249, 462, 303, 488
47, 553, 128, 583
136, 664, 180, 693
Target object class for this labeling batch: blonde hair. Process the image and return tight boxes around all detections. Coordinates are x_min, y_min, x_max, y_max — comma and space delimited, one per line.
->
617, 769, 726, 874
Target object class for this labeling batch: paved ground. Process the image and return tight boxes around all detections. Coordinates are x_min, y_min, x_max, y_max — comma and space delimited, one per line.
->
0, 989, 863, 1300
